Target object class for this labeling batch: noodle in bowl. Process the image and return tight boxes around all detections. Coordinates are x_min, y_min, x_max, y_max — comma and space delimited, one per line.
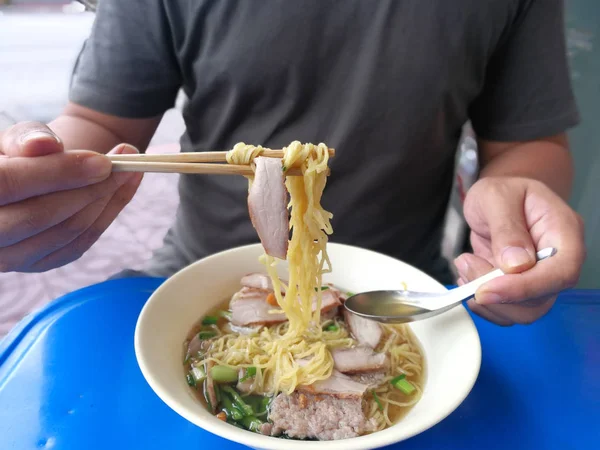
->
135, 243, 481, 449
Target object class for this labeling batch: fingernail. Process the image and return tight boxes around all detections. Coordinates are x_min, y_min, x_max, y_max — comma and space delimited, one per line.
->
475, 292, 504, 305
83, 154, 112, 180
453, 257, 469, 277
110, 143, 139, 155
501, 247, 532, 270
20, 131, 61, 145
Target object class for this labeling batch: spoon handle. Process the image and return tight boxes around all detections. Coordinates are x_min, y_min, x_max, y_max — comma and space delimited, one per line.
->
444, 247, 557, 305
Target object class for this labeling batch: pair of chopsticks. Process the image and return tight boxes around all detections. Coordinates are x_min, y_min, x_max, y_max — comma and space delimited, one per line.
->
108, 148, 335, 176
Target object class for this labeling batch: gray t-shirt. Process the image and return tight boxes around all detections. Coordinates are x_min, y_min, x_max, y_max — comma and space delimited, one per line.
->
70, 0, 579, 284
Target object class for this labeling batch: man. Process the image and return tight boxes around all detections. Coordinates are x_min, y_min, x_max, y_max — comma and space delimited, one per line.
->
0, 0, 585, 326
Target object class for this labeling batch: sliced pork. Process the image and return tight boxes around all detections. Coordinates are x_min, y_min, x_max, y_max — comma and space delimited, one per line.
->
241, 273, 286, 292
312, 289, 341, 314
344, 310, 383, 349
269, 392, 375, 440
247, 157, 289, 259
204, 361, 218, 413
331, 347, 387, 374
297, 369, 368, 399
349, 371, 386, 388
230, 287, 342, 327
230, 287, 287, 327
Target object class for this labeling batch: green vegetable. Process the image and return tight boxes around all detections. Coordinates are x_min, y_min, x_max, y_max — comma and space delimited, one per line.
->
223, 386, 254, 416
324, 324, 339, 332
198, 330, 217, 340
392, 375, 415, 395
239, 366, 257, 383
221, 393, 244, 420
282, 165, 287, 172
203, 379, 213, 412
243, 395, 271, 417
183, 353, 190, 365
372, 390, 383, 411
314, 286, 330, 292
191, 366, 207, 383
240, 415, 263, 432
218, 310, 232, 320
346, 291, 355, 297
390, 374, 406, 384
202, 316, 218, 325
186, 372, 196, 387
210, 365, 239, 383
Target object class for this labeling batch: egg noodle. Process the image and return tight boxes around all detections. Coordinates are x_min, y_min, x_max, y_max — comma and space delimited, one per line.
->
195, 141, 424, 429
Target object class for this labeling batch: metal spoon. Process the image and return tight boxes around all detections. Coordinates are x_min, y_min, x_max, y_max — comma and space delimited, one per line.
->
343, 247, 557, 324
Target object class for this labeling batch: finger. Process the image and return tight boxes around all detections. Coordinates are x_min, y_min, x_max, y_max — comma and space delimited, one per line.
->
475, 296, 556, 326
465, 180, 536, 273
0, 169, 134, 247
466, 299, 514, 326
475, 246, 583, 305
1, 121, 63, 157
0, 150, 112, 205
0, 192, 113, 271
28, 173, 143, 272
469, 231, 494, 265
0, 142, 137, 206
454, 253, 495, 282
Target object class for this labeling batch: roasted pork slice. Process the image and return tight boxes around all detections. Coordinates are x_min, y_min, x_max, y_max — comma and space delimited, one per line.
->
204, 361, 218, 413
344, 310, 383, 349
331, 347, 388, 374
297, 369, 368, 399
269, 392, 375, 440
349, 371, 386, 388
312, 289, 341, 313
186, 333, 212, 360
230, 287, 287, 327
247, 156, 289, 259
230, 287, 341, 327
240, 273, 286, 292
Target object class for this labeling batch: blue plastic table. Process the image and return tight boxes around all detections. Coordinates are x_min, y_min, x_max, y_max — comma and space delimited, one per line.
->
0, 278, 598, 450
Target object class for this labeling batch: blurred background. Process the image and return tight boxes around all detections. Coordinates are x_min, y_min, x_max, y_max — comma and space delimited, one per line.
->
0, 0, 598, 336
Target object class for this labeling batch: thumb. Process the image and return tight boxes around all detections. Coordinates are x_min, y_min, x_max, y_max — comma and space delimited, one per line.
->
466, 180, 536, 274
1, 121, 64, 157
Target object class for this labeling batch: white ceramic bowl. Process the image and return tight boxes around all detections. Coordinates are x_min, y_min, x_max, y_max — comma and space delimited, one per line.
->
135, 243, 481, 450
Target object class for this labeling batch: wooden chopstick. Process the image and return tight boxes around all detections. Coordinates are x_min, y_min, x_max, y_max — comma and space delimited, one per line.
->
108, 148, 335, 163
108, 147, 334, 176
111, 161, 303, 176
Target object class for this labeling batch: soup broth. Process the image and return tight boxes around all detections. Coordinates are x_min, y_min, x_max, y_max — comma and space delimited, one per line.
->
183, 291, 425, 440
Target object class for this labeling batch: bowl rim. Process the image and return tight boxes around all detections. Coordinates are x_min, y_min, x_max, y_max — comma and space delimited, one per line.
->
135, 242, 482, 449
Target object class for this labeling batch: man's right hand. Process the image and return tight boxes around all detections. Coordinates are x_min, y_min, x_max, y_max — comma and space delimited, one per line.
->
0, 122, 143, 273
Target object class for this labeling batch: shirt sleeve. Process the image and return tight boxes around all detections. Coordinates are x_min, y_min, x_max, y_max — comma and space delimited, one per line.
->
469, 0, 580, 141
69, 0, 181, 118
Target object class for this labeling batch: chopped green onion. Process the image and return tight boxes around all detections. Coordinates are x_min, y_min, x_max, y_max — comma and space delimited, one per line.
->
324, 324, 339, 332
223, 386, 254, 416
186, 372, 196, 387
218, 310, 232, 320
390, 374, 406, 384
210, 365, 239, 383
183, 353, 190, 365
282, 165, 287, 172
372, 391, 383, 411
392, 377, 415, 395
191, 366, 207, 383
202, 316, 218, 325
221, 392, 244, 420
314, 286, 330, 292
198, 330, 217, 340
241, 415, 263, 432
239, 366, 257, 383
346, 291, 355, 297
